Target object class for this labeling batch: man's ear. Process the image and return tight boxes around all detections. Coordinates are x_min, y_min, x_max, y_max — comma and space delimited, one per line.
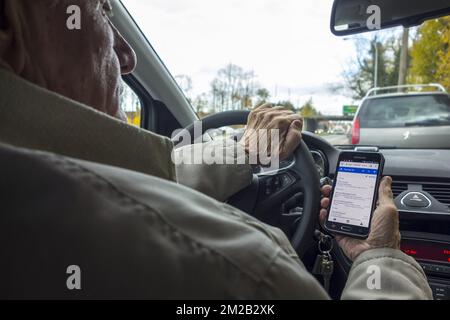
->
0, 0, 26, 73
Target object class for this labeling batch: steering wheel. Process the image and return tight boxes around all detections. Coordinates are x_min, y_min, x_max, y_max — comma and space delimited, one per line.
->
174, 110, 321, 257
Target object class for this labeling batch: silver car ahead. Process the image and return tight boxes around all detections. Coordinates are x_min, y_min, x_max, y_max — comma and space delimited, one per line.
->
351, 84, 450, 149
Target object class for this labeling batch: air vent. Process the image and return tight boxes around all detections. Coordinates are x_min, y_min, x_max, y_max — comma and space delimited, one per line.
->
422, 183, 450, 207
392, 177, 450, 208
391, 181, 408, 198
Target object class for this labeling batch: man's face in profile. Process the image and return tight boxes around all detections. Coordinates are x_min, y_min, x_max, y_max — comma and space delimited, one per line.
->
0, 0, 136, 118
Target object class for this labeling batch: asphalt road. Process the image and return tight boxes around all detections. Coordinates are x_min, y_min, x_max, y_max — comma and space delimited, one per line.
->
321, 134, 350, 145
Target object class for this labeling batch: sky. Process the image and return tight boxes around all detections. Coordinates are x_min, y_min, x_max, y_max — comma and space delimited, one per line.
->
121, 0, 366, 115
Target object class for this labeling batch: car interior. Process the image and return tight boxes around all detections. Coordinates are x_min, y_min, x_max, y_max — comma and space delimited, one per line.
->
2, 0, 450, 300
106, 0, 450, 300
113, 0, 450, 299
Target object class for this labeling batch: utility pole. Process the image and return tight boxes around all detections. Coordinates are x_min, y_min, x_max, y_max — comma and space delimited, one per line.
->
374, 41, 379, 88
398, 28, 409, 87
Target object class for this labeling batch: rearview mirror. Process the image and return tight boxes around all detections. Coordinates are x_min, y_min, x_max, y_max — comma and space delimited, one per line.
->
331, 0, 450, 36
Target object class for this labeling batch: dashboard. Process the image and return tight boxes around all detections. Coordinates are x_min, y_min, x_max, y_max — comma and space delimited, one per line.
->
301, 132, 450, 300
310, 150, 327, 179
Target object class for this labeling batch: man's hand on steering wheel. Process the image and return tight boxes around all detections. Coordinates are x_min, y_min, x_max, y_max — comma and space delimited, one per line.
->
181, 107, 320, 256
239, 103, 304, 162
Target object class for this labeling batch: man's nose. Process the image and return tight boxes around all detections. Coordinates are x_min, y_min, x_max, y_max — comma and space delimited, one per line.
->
115, 32, 137, 75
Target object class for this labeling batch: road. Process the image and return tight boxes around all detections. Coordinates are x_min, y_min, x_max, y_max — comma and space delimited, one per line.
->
321, 134, 350, 145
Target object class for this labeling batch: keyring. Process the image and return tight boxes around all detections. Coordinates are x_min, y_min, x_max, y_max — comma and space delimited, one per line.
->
318, 234, 334, 254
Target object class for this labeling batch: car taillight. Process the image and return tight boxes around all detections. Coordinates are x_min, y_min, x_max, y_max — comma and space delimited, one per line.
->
352, 118, 360, 145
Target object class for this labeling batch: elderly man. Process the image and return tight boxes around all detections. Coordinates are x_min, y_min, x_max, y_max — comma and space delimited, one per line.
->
0, 0, 432, 299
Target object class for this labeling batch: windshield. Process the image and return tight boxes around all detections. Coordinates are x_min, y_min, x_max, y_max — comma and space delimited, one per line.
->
121, 0, 450, 149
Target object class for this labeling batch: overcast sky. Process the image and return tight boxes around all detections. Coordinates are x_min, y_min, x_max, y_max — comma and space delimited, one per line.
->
121, 0, 366, 115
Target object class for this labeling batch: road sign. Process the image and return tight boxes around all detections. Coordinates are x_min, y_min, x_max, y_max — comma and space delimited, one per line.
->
343, 105, 358, 116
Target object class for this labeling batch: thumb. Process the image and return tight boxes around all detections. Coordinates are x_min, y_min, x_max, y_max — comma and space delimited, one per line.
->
281, 120, 302, 155
291, 119, 303, 131
378, 176, 394, 206
285, 120, 303, 142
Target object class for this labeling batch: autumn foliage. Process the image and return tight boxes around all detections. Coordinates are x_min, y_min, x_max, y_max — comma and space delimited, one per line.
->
409, 17, 450, 91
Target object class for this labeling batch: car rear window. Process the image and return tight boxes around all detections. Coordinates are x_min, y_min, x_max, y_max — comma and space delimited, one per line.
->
359, 94, 450, 128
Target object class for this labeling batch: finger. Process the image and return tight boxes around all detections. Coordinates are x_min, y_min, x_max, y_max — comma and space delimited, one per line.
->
319, 209, 327, 226
266, 106, 295, 114
378, 176, 394, 206
334, 235, 344, 245
280, 115, 303, 147
247, 104, 273, 127
251, 106, 290, 127
274, 118, 303, 140
266, 114, 301, 150
268, 105, 291, 111
253, 103, 272, 112
321, 185, 332, 197
262, 109, 296, 123
250, 104, 273, 119
321, 197, 330, 209
279, 120, 302, 159
269, 111, 300, 120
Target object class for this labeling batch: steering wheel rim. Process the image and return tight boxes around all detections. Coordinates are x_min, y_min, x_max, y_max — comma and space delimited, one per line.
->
173, 110, 321, 257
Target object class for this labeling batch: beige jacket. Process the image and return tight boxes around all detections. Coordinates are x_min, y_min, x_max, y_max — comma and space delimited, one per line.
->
0, 69, 432, 299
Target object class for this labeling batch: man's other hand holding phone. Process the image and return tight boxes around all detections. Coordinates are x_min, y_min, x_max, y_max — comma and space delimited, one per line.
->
320, 176, 401, 261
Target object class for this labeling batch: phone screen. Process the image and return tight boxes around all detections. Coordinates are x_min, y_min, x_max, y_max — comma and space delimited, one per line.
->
327, 160, 380, 228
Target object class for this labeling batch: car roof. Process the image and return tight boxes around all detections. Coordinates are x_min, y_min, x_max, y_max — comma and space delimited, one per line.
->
364, 92, 450, 101
363, 84, 448, 101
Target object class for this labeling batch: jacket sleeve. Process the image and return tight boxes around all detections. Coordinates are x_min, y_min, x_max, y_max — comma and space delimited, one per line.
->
173, 139, 253, 201
341, 248, 433, 300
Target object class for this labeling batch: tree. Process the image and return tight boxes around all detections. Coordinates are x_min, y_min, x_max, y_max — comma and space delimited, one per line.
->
299, 98, 320, 117
175, 75, 193, 102
210, 63, 259, 111
211, 64, 243, 111
193, 93, 209, 116
237, 70, 258, 110
119, 81, 141, 126
177, 64, 276, 115
439, 22, 450, 90
255, 88, 270, 106
343, 35, 404, 99
409, 17, 450, 91
275, 100, 296, 112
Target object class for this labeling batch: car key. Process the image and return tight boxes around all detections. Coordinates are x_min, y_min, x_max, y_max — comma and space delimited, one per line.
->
312, 252, 334, 293
312, 253, 327, 275
321, 254, 334, 293
313, 231, 334, 293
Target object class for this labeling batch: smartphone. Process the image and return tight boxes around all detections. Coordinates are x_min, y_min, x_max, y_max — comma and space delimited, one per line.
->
324, 151, 385, 239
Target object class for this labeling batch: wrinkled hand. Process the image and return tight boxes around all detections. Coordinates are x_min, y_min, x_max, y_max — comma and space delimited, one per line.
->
319, 176, 401, 261
239, 103, 303, 163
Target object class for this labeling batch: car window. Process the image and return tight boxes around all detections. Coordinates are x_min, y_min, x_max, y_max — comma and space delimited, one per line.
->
120, 79, 142, 127
359, 95, 450, 128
